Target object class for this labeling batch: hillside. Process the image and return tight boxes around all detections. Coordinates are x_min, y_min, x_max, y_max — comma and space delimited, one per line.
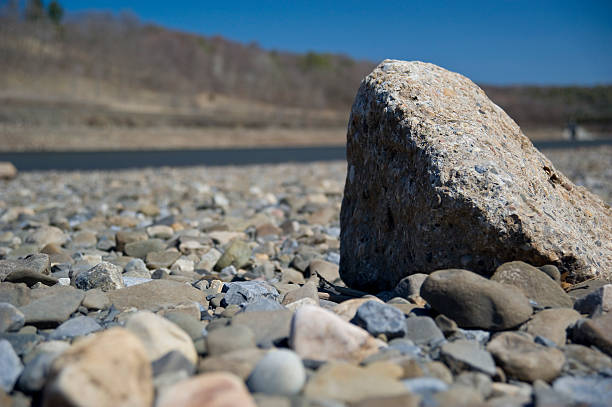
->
0, 11, 611, 150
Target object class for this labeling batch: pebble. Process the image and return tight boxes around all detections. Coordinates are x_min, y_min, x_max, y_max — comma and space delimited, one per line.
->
290, 305, 384, 363
231, 310, 293, 347
222, 281, 279, 306
215, 240, 251, 270
404, 316, 445, 346
570, 312, 612, 356
0, 254, 50, 281
19, 286, 84, 328
522, 308, 581, 346
440, 339, 496, 376
74, 261, 125, 291
573, 283, 612, 317
421, 269, 533, 330
553, 375, 612, 407
0, 339, 23, 392
197, 348, 266, 380
351, 300, 407, 339
107, 279, 207, 311
43, 328, 153, 407
393, 273, 428, 299
124, 238, 166, 259
246, 349, 306, 396
487, 332, 565, 382
49, 316, 102, 340
0, 303, 25, 333
125, 311, 198, 364
206, 325, 256, 356
81, 288, 110, 310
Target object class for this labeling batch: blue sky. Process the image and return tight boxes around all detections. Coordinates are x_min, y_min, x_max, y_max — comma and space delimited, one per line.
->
59, 0, 612, 85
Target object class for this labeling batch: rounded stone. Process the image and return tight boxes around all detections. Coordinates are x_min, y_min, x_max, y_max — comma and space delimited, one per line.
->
246, 349, 306, 396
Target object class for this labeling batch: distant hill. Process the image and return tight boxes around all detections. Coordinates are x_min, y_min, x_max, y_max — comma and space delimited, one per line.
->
1, 11, 611, 138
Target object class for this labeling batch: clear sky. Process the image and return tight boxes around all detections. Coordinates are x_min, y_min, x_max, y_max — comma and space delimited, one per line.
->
59, 0, 612, 85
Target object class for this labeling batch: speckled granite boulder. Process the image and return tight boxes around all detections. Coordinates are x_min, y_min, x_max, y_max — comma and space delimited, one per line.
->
340, 60, 612, 291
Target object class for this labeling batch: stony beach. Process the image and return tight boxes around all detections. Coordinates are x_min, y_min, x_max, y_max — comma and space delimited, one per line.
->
0, 145, 610, 407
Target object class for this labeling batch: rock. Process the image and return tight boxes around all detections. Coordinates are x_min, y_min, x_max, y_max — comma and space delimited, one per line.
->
231, 310, 293, 347
455, 371, 492, 399
420, 269, 532, 330
125, 311, 198, 364
5, 269, 58, 287
215, 240, 251, 270
567, 279, 609, 302
404, 316, 445, 346
71, 231, 97, 248
539, 265, 561, 283
440, 340, 496, 376
393, 273, 428, 299
146, 251, 181, 269
281, 282, 319, 305
285, 297, 318, 311
74, 262, 125, 291
0, 282, 31, 307
434, 384, 484, 406
339, 60, 611, 292
19, 286, 84, 328
107, 280, 207, 311
82, 288, 110, 310
487, 332, 565, 382
197, 348, 265, 380
156, 372, 256, 407
574, 284, 612, 316
290, 305, 384, 363
49, 316, 102, 340
308, 259, 341, 283
491, 261, 573, 308
124, 238, 166, 259
0, 332, 41, 356
206, 325, 256, 356
115, 230, 147, 253
303, 362, 408, 403
163, 313, 205, 340
17, 351, 59, 393
196, 248, 222, 271
0, 339, 23, 392
351, 300, 407, 339
562, 344, 612, 376
123, 276, 153, 287
246, 349, 306, 396
0, 303, 25, 333
351, 394, 420, 407
402, 377, 449, 397
124, 258, 148, 274
570, 312, 612, 356
435, 314, 459, 337
0, 254, 50, 281
522, 308, 581, 346
42, 328, 153, 407
333, 297, 385, 321
0, 162, 17, 179
28, 226, 68, 248
222, 281, 279, 306
152, 350, 195, 377
552, 375, 612, 407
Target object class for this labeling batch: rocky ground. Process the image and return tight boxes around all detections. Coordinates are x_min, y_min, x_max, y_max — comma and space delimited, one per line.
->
0, 147, 610, 407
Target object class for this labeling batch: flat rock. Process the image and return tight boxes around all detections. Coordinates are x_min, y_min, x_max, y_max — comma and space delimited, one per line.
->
231, 310, 293, 347
197, 348, 266, 380
0, 339, 23, 392
491, 261, 573, 308
308, 259, 341, 283
562, 344, 612, 376
290, 305, 384, 363
82, 288, 110, 310
222, 281, 279, 306
570, 312, 612, 356
339, 60, 611, 292
0, 254, 50, 281
124, 238, 166, 259
74, 262, 125, 291
146, 251, 181, 269
156, 372, 256, 407
5, 269, 58, 287
420, 269, 532, 330
553, 375, 612, 407
214, 240, 251, 270
246, 349, 306, 396
107, 279, 207, 310
281, 281, 319, 305
404, 316, 445, 346
125, 310, 198, 364
440, 339, 496, 376
19, 286, 84, 328
27, 226, 68, 249
42, 328, 153, 407
574, 284, 612, 316
206, 325, 256, 356
0, 282, 31, 307
567, 279, 610, 301
49, 316, 102, 340
351, 300, 407, 339
0, 303, 25, 333
303, 362, 408, 403
522, 308, 581, 346
487, 332, 565, 382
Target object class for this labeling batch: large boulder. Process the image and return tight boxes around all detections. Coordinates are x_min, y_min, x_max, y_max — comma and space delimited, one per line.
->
340, 60, 611, 292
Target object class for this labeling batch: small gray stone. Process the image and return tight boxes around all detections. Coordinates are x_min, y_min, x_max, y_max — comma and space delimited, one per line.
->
82, 289, 110, 310
403, 377, 448, 397
19, 286, 84, 328
5, 269, 58, 287
553, 375, 612, 407
0, 282, 31, 307
206, 325, 256, 356
394, 273, 428, 298
0, 333, 41, 356
222, 281, 279, 306
124, 258, 148, 273
49, 316, 102, 340
0, 339, 23, 392
16, 351, 58, 393
281, 282, 319, 306
246, 349, 306, 396
351, 300, 407, 339
242, 298, 285, 312
0, 254, 50, 282
455, 372, 492, 399
123, 277, 153, 287
562, 344, 612, 376
539, 265, 561, 283
75, 262, 125, 291
146, 251, 181, 269
196, 249, 222, 272
151, 350, 195, 377
441, 340, 496, 376
215, 240, 251, 271
570, 312, 612, 356
232, 310, 293, 347
404, 316, 445, 346
124, 238, 166, 259
0, 303, 25, 333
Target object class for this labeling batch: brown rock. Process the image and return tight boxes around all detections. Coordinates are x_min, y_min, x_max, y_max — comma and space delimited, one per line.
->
107, 279, 207, 310
570, 312, 612, 356
340, 60, 611, 292
0, 162, 17, 179
197, 348, 266, 380
156, 372, 256, 407
43, 328, 153, 407
487, 332, 565, 382
522, 308, 581, 346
